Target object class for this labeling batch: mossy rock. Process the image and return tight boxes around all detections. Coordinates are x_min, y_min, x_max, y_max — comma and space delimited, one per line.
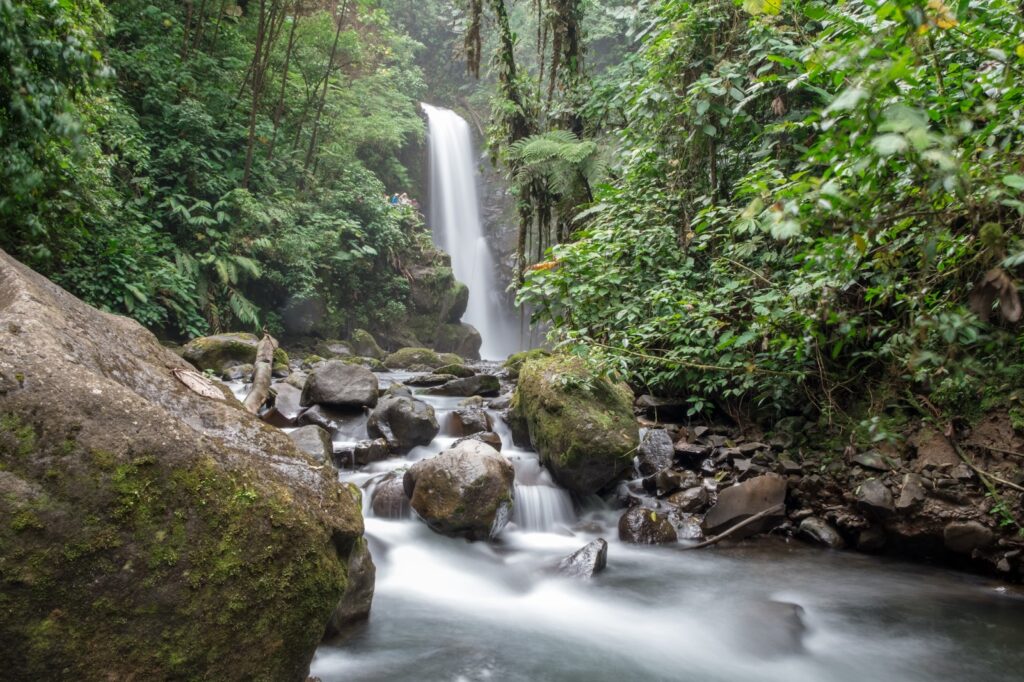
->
439, 353, 463, 366
504, 348, 552, 379
435, 364, 476, 378
182, 333, 289, 373
0, 251, 367, 681
433, 323, 482, 361
349, 329, 385, 360
384, 347, 444, 369
510, 355, 637, 495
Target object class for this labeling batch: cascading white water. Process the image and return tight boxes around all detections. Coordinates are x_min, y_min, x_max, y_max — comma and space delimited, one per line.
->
422, 103, 520, 360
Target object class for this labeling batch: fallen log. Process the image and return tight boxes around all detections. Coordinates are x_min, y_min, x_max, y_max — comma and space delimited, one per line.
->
243, 333, 278, 414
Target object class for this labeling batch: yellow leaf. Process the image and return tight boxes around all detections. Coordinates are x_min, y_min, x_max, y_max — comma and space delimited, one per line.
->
853, 234, 867, 255
1016, 45, 1024, 60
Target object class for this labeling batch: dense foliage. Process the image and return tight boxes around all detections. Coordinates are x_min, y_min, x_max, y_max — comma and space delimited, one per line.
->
1, 0, 426, 338
515, 0, 1024, 423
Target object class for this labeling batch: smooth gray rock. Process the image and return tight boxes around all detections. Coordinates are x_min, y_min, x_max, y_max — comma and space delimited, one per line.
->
798, 517, 845, 549
557, 538, 609, 578
287, 425, 333, 465
450, 407, 492, 436
667, 486, 708, 513
300, 360, 379, 409
367, 395, 439, 454
325, 539, 376, 637
370, 473, 411, 519
702, 474, 787, 537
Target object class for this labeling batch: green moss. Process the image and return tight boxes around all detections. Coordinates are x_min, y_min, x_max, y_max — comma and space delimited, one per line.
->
511, 355, 637, 494
435, 364, 475, 378
0, 418, 355, 680
349, 329, 385, 359
504, 349, 552, 379
385, 347, 443, 369
1, 413, 36, 457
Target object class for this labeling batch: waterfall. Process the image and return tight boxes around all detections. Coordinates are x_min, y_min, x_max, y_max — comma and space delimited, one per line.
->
422, 103, 519, 360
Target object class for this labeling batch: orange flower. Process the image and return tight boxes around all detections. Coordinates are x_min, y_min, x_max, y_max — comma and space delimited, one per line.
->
528, 260, 559, 272
927, 0, 958, 30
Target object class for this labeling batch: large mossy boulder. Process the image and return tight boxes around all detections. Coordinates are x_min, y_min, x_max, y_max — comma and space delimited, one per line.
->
403, 440, 514, 540
384, 347, 444, 369
183, 332, 289, 374
0, 250, 368, 681
503, 348, 552, 379
510, 355, 638, 495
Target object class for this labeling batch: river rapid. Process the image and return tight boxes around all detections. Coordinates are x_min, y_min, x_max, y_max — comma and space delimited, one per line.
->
297, 371, 1024, 682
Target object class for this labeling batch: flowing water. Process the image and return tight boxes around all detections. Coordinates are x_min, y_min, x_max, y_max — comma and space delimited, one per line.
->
308, 372, 1024, 682
422, 103, 520, 360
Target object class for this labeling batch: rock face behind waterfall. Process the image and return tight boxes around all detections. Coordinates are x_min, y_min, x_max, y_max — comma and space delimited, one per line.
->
403, 440, 514, 540
0, 251, 368, 681
511, 355, 638, 495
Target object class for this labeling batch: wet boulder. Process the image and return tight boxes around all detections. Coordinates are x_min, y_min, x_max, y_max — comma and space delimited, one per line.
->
403, 440, 515, 540
557, 538, 609, 578
369, 473, 411, 519
300, 360, 379, 409
667, 486, 708, 513
353, 438, 390, 466
426, 374, 500, 397
183, 332, 289, 375
367, 395, 439, 454
262, 382, 304, 426
703, 474, 787, 537
798, 517, 845, 549
449, 407, 493, 436
325, 538, 376, 637
619, 507, 677, 544
637, 429, 675, 477
503, 348, 552, 380
221, 363, 253, 381
454, 431, 503, 452
406, 373, 456, 387
288, 425, 333, 465
0, 250, 366, 680
510, 355, 638, 495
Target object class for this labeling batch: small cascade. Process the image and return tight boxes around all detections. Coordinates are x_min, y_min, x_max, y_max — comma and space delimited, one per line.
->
512, 458, 575, 532
421, 103, 520, 359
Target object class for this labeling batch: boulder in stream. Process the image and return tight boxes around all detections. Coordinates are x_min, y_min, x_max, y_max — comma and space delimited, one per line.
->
349, 328, 385, 359
427, 374, 500, 397
367, 395, 439, 454
0, 249, 367, 680
403, 440, 515, 540
618, 507, 678, 544
370, 472, 411, 519
300, 359, 379, 409
510, 355, 638, 495
288, 425, 333, 466
450, 407, 493, 436
798, 517, 845, 549
557, 538, 609, 578
383, 347, 444, 369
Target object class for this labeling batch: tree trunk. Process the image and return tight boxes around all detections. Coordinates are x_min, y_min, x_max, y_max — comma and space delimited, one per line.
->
243, 334, 278, 413
302, 1, 349, 181
267, 13, 300, 162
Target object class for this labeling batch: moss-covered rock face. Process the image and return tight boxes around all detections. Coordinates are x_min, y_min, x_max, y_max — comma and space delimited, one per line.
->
384, 347, 443, 369
433, 323, 482, 361
511, 355, 638, 495
182, 332, 290, 374
0, 250, 367, 681
504, 349, 553, 380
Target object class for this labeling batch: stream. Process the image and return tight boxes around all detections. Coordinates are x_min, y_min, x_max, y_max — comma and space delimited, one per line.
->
287, 371, 1024, 682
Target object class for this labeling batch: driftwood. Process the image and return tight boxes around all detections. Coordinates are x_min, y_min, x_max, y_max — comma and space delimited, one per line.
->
679, 503, 785, 551
243, 333, 278, 414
